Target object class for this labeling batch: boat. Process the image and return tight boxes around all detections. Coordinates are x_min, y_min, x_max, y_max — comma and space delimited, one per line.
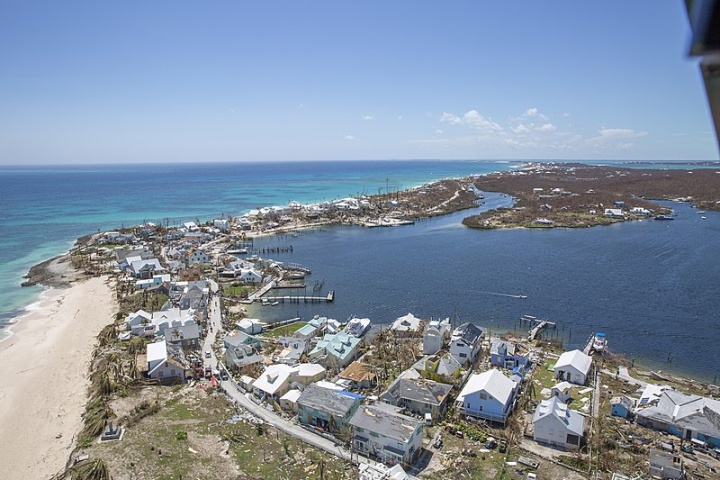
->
227, 248, 248, 254
655, 215, 674, 221
271, 301, 279, 306
592, 332, 606, 352
343, 317, 371, 338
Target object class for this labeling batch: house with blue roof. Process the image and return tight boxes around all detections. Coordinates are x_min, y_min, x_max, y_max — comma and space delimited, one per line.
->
309, 332, 362, 368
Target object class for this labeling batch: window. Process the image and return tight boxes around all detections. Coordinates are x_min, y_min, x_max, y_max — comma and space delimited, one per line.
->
479, 393, 488, 400
549, 428, 555, 436
459, 353, 467, 358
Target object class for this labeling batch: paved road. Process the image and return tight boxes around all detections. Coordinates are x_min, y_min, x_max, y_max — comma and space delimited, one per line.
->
601, 366, 648, 388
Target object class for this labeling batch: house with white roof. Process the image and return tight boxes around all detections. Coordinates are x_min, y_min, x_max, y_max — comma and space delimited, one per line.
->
456, 369, 518, 425
129, 258, 165, 279
550, 381, 574, 403
237, 318, 264, 335
422, 317, 451, 355
390, 313, 423, 337
146, 340, 186, 382
252, 364, 295, 399
449, 322, 484, 366
187, 249, 210, 266
532, 396, 585, 450
151, 308, 198, 338
411, 353, 462, 381
252, 363, 327, 400
125, 309, 153, 335
554, 349, 593, 386
135, 273, 172, 290
350, 404, 424, 467
280, 389, 302, 413
636, 389, 720, 448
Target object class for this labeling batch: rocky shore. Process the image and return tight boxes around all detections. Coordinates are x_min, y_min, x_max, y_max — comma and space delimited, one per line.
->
21, 254, 88, 288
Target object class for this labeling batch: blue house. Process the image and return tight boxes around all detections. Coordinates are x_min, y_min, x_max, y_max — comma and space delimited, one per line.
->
610, 396, 634, 419
455, 369, 518, 426
490, 339, 529, 370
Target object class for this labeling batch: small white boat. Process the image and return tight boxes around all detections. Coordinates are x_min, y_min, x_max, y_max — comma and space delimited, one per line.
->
592, 332, 606, 352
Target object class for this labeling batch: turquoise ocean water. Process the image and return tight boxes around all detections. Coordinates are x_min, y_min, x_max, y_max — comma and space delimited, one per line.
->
1, 160, 718, 382
0, 160, 509, 332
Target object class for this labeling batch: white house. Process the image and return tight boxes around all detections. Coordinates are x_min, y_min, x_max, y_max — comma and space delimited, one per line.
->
449, 322, 484, 366
554, 349, 592, 385
350, 404, 424, 467
456, 369, 517, 425
252, 364, 294, 399
129, 258, 165, 279
390, 313, 423, 337
237, 318, 264, 335
532, 396, 585, 450
251, 363, 326, 400
187, 249, 210, 266
604, 208, 624, 219
239, 269, 262, 284
213, 218, 230, 232
550, 381, 574, 403
422, 317, 451, 355
146, 340, 186, 382
135, 274, 171, 290
125, 309, 153, 335
631, 207, 651, 216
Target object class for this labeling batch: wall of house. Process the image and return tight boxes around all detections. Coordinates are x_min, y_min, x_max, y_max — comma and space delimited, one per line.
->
461, 392, 509, 422
149, 362, 185, 382
556, 367, 586, 386
423, 333, 442, 355
534, 417, 575, 450
353, 424, 422, 466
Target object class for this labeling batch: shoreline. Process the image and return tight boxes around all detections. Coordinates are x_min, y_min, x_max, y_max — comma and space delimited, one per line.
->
0, 276, 116, 480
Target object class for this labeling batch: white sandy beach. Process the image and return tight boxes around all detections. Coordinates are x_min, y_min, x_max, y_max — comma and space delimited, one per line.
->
0, 276, 115, 480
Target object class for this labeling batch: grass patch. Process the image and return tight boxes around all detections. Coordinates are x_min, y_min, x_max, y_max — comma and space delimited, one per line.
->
77, 386, 356, 480
262, 322, 307, 338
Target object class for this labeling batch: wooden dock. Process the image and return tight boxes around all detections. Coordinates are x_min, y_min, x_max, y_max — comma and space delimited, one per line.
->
521, 315, 557, 341
284, 263, 311, 274
263, 290, 335, 303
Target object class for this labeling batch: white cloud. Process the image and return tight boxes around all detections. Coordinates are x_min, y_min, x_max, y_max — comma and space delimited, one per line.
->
440, 110, 504, 133
589, 128, 647, 142
362, 115, 374, 121
344, 135, 355, 140
435, 129, 443, 134
523, 107, 548, 120
512, 124, 531, 134
536, 123, 557, 132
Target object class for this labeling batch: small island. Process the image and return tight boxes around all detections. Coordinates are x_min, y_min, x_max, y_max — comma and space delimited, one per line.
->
462, 163, 720, 229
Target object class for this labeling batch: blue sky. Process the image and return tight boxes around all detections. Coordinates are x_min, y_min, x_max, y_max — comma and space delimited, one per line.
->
0, 1, 717, 164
